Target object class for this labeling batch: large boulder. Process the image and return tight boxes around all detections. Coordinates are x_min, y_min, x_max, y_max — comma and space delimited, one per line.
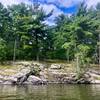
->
14, 67, 31, 78
27, 75, 43, 85
50, 64, 62, 69
20, 67, 31, 75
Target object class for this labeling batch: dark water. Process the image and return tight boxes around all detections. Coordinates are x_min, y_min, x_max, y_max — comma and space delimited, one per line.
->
0, 84, 100, 100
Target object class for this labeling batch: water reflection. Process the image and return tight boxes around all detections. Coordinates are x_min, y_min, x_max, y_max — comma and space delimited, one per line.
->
0, 85, 100, 100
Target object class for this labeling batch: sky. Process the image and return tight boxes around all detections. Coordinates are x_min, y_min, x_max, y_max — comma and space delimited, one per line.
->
0, 0, 100, 25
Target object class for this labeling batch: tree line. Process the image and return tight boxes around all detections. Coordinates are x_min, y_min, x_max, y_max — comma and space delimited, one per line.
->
0, 2, 100, 63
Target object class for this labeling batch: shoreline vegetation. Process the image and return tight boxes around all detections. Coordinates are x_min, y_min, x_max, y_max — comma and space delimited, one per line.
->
0, 61, 100, 85
0, 1, 100, 85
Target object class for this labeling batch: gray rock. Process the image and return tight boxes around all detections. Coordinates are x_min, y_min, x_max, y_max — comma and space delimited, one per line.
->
27, 75, 43, 84
20, 67, 31, 74
0, 80, 3, 83
0, 75, 4, 79
3, 76, 17, 81
3, 81, 12, 85
50, 64, 61, 69
14, 73, 25, 78
76, 77, 90, 84
89, 73, 100, 78
14, 67, 31, 79
91, 80, 100, 84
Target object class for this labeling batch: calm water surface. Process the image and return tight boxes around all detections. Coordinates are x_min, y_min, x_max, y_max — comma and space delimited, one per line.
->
0, 84, 100, 100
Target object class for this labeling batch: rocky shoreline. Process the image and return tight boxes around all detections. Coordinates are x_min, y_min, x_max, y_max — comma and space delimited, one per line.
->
0, 62, 100, 85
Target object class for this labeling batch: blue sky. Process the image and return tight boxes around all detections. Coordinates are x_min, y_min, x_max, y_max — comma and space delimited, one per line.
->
38, 0, 78, 13
0, 0, 100, 25
1, 0, 100, 14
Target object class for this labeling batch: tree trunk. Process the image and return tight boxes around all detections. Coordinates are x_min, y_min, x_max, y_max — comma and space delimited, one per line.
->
99, 33, 100, 67
76, 55, 80, 78
35, 32, 39, 61
66, 49, 69, 63
36, 50, 39, 61
13, 39, 16, 64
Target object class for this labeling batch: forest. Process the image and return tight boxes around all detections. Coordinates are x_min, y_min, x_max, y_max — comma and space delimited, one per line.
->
0, 2, 100, 64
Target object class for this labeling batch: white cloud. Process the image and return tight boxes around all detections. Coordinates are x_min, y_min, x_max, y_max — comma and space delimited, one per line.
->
39, 0, 82, 7
39, 0, 100, 8
58, 0, 100, 8
0, 0, 31, 6
43, 20, 55, 26
41, 4, 63, 16
85, 0, 100, 8
41, 4, 64, 26
1, 0, 99, 26
0, 0, 100, 8
39, 0, 100, 25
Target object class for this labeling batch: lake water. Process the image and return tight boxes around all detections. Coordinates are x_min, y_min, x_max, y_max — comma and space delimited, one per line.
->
0, 84, 100, 100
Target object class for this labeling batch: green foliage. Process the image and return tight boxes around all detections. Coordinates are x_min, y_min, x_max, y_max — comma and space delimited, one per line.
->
0, 38, 7, 61
0, 2, 100, 64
